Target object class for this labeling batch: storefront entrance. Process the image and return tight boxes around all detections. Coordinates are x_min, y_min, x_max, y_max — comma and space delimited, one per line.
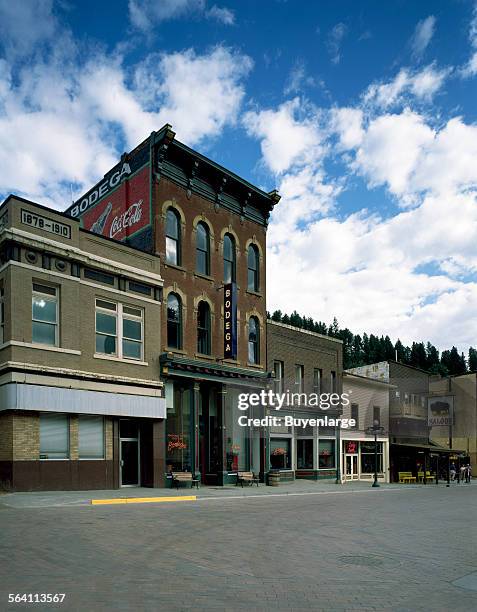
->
120, 419, 140, 487
198, 384, 222, 484
344, 454, 359, 480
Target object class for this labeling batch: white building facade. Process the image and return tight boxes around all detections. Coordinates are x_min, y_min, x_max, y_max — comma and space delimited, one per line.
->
341, 372, 392, 483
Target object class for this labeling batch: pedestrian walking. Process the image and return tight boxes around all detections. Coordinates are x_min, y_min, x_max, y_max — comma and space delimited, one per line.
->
450, 463, 456, 481
460, 465, 466, 483
465, 464, 472, 483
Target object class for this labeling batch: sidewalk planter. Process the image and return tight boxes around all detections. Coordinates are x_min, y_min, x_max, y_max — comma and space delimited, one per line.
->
267, 471, 280, 486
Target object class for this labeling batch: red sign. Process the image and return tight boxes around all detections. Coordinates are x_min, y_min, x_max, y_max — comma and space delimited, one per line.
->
345, 441, 358, 454
81, 165, 150, 242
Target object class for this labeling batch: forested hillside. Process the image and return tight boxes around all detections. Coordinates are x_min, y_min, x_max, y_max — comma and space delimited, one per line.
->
268, 311, 475, 376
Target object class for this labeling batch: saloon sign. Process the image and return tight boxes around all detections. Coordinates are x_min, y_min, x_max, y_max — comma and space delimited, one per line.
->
224, 283, 237, 359
428, 396, 454, 427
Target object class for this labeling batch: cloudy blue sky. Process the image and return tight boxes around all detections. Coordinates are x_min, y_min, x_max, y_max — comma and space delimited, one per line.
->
1, 0, 477, 350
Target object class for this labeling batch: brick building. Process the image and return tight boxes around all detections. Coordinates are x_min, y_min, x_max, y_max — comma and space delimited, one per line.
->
266, 320, 343, 481
0, 196, 165, 491
66, 124, 280, 485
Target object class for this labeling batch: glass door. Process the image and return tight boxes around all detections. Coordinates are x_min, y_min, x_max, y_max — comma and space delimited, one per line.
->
120, 420, 140, 487
345, 454, 359, 480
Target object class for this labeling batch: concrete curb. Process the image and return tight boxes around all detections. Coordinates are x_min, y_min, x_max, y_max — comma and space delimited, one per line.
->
91, 496, 197, 505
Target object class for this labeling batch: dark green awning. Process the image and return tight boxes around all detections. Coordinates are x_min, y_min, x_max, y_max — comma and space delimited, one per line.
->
391, 442, 465, 454
160, 353, 270, 388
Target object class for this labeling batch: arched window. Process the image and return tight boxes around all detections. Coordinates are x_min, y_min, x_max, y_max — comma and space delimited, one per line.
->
167, 293, 182, 349
223, 233, 236, 284
247, 244, 259, 291
196, 222, 210, 275
197, 301, 211, 355
248, 317, 260, 364
165, 208, 180, 266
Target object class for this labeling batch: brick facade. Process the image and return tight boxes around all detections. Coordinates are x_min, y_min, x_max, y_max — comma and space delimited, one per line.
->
0, 412, 13, 461
267, 320, 343, 397
155, 177, 267, 368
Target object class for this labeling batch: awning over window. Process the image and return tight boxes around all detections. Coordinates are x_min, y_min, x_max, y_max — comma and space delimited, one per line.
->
160, 353, 270, 388
0, 383, 166, 419
391, 442, 465, 454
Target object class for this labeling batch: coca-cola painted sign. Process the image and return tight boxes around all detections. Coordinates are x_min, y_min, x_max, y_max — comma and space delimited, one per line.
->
81, 165, 150, 243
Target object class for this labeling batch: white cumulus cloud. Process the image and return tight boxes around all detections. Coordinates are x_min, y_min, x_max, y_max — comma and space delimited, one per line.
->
363, 64, 450, 109
0, 3, 252, 208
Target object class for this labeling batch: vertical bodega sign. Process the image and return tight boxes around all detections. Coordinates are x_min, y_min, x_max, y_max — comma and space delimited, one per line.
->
224, 282, 237, 359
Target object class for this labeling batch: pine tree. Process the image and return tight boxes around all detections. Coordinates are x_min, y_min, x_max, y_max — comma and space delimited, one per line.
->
469, 347, 477, 372
268, 310, 471, 374
441, 347, 466, 375
410, 342, 427, 370
426, 342, 440, 372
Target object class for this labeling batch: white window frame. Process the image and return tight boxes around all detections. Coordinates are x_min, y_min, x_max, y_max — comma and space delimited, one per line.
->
95, 299, 144, 361
313, 368, 322, 395
274, 360, 284, 394
295, 364, 304, 394
32, 283, 59, 347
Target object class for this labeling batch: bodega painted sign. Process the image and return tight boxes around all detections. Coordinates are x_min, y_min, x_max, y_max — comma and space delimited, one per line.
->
81, 165, 150, 242
224, 282, 237, 359
66, 144, 151, 244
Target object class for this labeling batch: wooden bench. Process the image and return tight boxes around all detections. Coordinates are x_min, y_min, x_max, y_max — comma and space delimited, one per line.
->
171, 472, 200, 490
398, 471, 416, 484
236, 471, 259, 487
417, 471, 432, 483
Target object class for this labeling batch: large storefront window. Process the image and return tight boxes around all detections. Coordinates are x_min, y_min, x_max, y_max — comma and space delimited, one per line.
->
361, 441, 383, 473
225, 387, 249, 472
318, 439, 335, 469
297, 439, 314, 469
270, 438, 291, 469
166, 383, 192, 472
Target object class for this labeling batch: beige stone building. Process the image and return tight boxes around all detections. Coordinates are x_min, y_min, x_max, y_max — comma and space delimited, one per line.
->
0, 196, 165, 491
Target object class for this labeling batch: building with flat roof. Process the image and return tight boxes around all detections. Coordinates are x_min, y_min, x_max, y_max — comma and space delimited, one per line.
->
341, 372, 392, 483
65, 124, 280, 486
266, 320, 343, 482
0, 196, 165, 491
349, 361, 462, 482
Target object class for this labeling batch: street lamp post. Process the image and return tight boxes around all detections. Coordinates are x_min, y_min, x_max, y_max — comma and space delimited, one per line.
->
366, 419, 385, 488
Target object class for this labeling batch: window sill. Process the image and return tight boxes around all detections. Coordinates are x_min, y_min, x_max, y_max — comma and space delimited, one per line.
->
78, 457, 106, 461
195, 352, 213, 360
93, 353, 149, 366
194, 272, 214, 282
164, 263, 187, 273
165, 347, 187, 355
246, 290, 263, 298
39, 458, 70, 461
1, 341, 81, 355
247, 362, 264, 369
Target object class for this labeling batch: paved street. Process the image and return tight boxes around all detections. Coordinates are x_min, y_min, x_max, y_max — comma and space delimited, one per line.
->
1, 483, 476, 611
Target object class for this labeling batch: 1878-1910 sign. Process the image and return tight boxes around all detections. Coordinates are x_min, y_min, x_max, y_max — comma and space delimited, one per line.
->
224, 282, 237, 359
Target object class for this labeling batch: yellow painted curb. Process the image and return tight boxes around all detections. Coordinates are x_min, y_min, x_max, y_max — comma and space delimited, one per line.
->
91, 496, 196, 505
